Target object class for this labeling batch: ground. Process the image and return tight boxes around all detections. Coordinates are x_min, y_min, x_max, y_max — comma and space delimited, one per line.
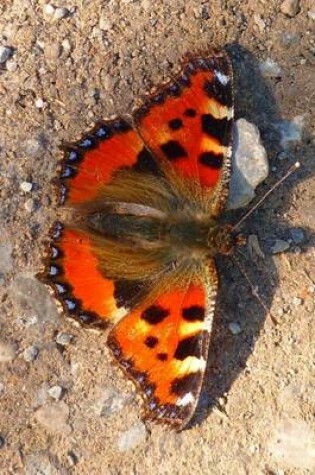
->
0, 1, 314, 474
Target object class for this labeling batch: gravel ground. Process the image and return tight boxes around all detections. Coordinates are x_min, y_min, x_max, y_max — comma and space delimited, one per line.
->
0, 1, 314, 474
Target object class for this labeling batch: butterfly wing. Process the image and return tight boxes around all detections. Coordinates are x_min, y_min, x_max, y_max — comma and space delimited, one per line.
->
107, 260, 218, 429
134, 47, 233, 216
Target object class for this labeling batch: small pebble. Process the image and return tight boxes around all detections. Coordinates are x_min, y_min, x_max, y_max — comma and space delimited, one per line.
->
56, 332, 74, 346
292, 297, 303, 306
35, 97, 45, 109
228, 322, 242, 335
54, 7, 69, 21
0, 382, 5, 394
62, 38, 71, 51
290, 228, 305, 244
48, 385, 63, 400
254, 14, 266, 32
308, 10, 315, 21
117, 423, 147, 452
259, 58, 282, 78
0, 340, 15, 363
0, 435, 5, 449
43, 4, 55, 18
271, 239, 290, 254
23, 345, 39, 362
20, 181, 33, 193
67, 450, 79, 466
280, 0, 300, 17
6, 58, 17, 72
24, 198, 35, 212
0, 46, 12, 64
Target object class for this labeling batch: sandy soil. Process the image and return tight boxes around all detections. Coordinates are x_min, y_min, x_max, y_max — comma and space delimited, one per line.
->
0, 1, 314, 474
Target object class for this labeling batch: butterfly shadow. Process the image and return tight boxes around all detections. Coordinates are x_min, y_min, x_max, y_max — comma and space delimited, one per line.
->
188, 43, 315, 429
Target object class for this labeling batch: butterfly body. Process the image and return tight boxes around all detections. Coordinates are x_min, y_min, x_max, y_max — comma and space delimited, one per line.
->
39, 47, 235, 429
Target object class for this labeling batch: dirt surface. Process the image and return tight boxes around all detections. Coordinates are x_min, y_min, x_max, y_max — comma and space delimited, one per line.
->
0, 1, 314, 474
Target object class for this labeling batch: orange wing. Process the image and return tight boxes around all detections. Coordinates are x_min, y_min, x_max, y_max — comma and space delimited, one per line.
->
107, 261, 218, 429
37, 224, 144, 326
58, 118, 160, 206
134, 48, 233, 214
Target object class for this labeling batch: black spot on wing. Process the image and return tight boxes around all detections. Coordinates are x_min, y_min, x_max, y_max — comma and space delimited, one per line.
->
113, 279, 143, 308
174, 334, 203, 360
184, 108, 196, 118
203, 77, 233, 108
182, 305, 205, 321
201, 114, 229, 145
157, 353, 168, 361
133, 147, 161, 175
168, 118, 183, 131
144, 336, 159, 348
199, 152, 223, 169
170, 372, 201, 396
160, 141, 188, 161
141, 305, 170, 324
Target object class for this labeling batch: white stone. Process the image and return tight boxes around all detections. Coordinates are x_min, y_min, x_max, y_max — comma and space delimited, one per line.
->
117, 423, 147, 452
308, 10, 315, 21
24, 198, 35, 212
20, 181, 33, 192
228, 322, 242, 335
227, 119, 269, 210
54, 7, 69, 21
48, 385, 63, 400
35, 97, 45, 108
43, 4, 55, 17
23, 345, 39, 362
259, 58, 282, 78
0, 340, 15, 363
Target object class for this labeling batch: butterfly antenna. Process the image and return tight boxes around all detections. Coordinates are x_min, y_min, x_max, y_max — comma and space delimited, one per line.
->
231, 254, 279, 325
231, 162, 300, 231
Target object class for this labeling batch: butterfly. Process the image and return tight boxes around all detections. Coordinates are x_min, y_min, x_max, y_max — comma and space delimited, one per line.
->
38, 47, 238, 430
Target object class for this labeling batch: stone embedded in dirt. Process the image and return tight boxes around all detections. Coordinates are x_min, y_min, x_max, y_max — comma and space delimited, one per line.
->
48, 385, 64, 401
227, 119, 269, 210
0, 435, 5, 449
20, 181, 33, 192
117, 422, 147, 452
10, 275, 59, 324
274, 115, 305, 149
280, 0, 300, 17
292, 296, 303, 306
0, 242, 13, 275
93, 386, 132, 417
269, 419, 315, 470
271, 239, 290, 254
24, 451, 63, 474
35, 401, 71, 435
259, 58, 283, 78
290, 227, 305, 244
228, 322, 242, 335
23, 345, 39, 362
56, 332, 74, 346
0, 46, 12, 64
24, 198, 35, 212
0, 340, 16, 363
54, 7, 69, 21
308, 9, 315, 21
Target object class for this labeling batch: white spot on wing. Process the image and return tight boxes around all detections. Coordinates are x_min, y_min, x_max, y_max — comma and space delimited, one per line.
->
176, 392, 195, 407
215, 70, 230, 86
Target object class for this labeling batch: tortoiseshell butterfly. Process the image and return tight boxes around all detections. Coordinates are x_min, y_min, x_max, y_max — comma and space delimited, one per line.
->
38, 47, 238, 429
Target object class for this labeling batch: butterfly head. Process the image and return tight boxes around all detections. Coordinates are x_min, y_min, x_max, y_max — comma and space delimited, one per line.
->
207, 224, 245, 256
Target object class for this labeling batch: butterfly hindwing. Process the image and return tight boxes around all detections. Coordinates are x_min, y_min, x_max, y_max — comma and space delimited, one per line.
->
107, 261, 218, 428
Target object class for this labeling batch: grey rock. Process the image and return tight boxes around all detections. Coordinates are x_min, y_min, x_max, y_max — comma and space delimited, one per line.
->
228, 119, 269, 210
290, 228, 305, 244
228, 322, 242, 335
0, 340, 15, 363
271, 239, 290, 254
0, 46, 12, 64
35, 402, 71, 435
259, 58, 283, 78
93, 386, 132, 417
24, 198, 35, 212
23, 345, 39, 362
274, 115, 305, 149
48, 385, 63, 401
280, 0, 300, 17
56, 332, 74, 346
0, 242, 13, 274
10, 275, 59, 324
117, 422, 147, 451
0, 435, 5, 449
24, 452, 65, 475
